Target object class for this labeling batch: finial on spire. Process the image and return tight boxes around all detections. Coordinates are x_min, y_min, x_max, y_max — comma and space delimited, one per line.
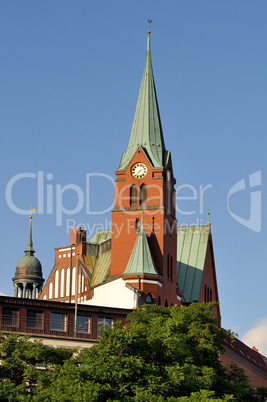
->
25, 207, 37, 254
207, 210, 211, 226
30, 205, 37, 220
147, 19, 152, 35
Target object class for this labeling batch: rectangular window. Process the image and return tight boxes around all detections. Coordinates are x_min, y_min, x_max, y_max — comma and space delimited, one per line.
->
97, 317, 113, 336
26, 310, 43, 330
76, 315, 91, 334
1, 308, 19, 329
50, 313, 67, 332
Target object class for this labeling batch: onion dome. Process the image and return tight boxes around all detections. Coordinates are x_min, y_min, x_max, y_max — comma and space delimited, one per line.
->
12, 214, 44, 298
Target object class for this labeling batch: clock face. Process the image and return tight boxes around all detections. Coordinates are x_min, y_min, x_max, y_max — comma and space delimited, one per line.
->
131, 162, 148, 179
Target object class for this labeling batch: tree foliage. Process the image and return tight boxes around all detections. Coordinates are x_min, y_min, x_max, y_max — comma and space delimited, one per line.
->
0, 303, 266, 401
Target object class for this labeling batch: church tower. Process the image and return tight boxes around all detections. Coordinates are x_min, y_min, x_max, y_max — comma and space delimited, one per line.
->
111, 30, 178, 306
13, 214, 45, 299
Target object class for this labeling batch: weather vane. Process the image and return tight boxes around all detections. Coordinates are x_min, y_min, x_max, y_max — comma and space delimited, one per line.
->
30, 205, 37, 219
148, 19, 152, 35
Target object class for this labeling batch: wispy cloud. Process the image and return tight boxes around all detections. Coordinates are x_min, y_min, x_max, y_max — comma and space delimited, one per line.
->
0, 291, 6, 296
242, 317, 267, 357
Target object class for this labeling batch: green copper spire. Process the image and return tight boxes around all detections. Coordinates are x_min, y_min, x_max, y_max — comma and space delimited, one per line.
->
123, 213, 159, 276
119, 33, 166, 170
24, 214, 35, 255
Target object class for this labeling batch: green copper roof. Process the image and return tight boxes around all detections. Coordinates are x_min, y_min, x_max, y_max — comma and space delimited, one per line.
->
83, 230, 112, 288
119, 34, 166, 170
88, 230, 112, 245
177, 226, 210, 303
89, 249, 111, 287
123, 215, 159, 276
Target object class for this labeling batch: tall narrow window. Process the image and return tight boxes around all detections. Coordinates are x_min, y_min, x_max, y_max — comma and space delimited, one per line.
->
54, 270, 59, 298
49, 282, 53, 299
135, 218, 140, 231
130, 184, 137, 207
140, 184, 147, 207
66, 268, 70, 297
158, 295, 161, 306
167, 254, 170, 279
170, 256, 173, 282
60, 269, 64, 297
72, 267, 76, 296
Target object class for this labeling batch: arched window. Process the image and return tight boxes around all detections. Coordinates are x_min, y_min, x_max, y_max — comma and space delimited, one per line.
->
130, 184, 137, 207
140, 184, 147, 207
54, 270, 59, 298
49, 282, 53, 299
146, 293, 153, 305
204, 285, 207, 303
135, 218, 140, 231
60, 269, 64, 297
165, 299, 168, 307
158, 295, 161, 306
66, 268, 70, 297
210, 288, 212, 301
207, 286, 210, 302
72, 267, 76, 296
170, 256, 173, 282
167, 254, 170, 279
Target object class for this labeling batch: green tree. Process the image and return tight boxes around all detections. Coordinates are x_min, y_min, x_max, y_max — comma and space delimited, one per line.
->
0, 333, 74, 401
77, 303, 266, 401
1, 304, 267, 401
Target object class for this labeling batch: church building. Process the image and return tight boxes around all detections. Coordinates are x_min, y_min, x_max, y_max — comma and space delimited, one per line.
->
37, 31, 221, 324
7, 29, 267, 387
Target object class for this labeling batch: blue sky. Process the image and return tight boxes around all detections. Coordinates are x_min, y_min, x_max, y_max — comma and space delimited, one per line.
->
1, 1, 266, 353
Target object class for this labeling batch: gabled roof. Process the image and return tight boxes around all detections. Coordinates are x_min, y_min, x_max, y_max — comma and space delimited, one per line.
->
119, 34, 166, 170
123, 217, 159, 277
177, 225, 211, 303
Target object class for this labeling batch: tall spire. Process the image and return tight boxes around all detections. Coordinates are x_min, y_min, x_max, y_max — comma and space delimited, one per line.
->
24, 212, 35, 255
119, 30, 166, 170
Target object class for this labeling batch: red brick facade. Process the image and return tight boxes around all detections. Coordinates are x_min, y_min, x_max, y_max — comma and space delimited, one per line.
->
111, 147, 178, 306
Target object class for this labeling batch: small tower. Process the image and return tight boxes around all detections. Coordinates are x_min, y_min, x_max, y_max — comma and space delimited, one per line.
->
13, 214, 44, 299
